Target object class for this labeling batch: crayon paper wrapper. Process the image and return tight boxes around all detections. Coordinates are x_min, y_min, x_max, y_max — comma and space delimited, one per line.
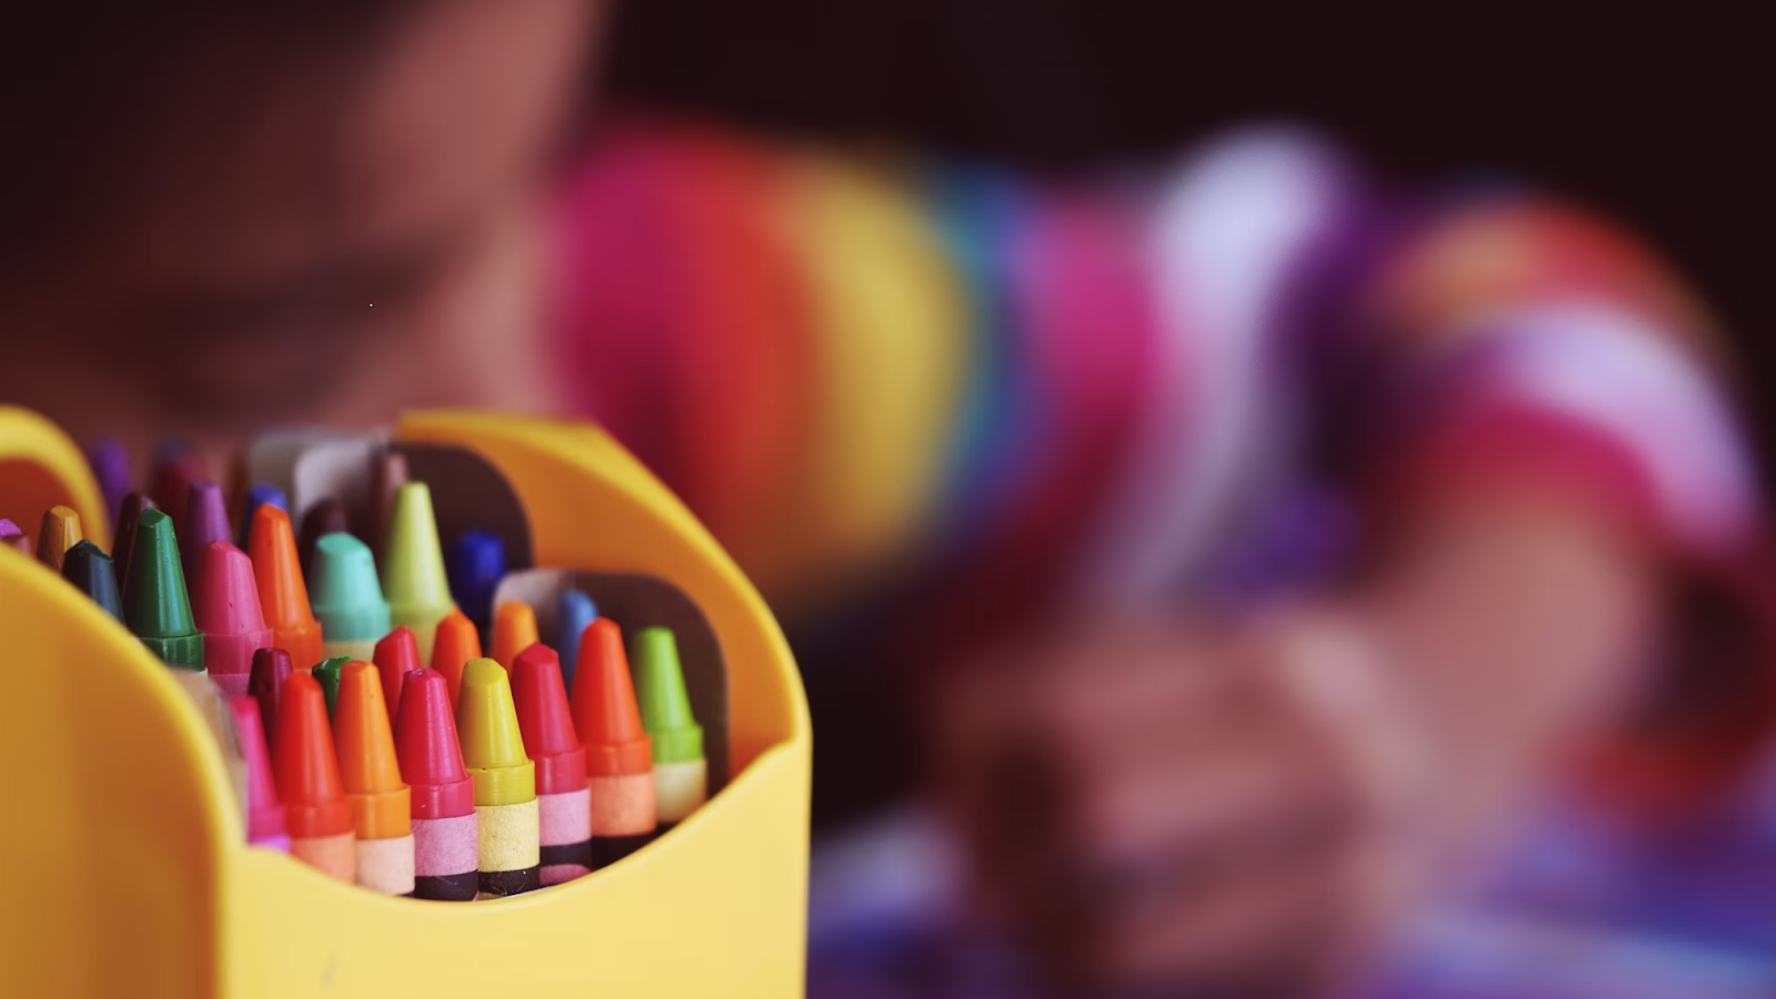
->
356, 834, 417, 895
293, 831, 357, 883
590, 772, 656, 837
413, 813, 478, 878
653, 760, 708, 824
539, 786, 592, 845
476, 799, 540, 872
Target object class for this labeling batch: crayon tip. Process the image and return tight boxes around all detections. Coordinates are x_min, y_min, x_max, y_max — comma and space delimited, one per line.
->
239, 483, 290, 549
36, 504, 83, 572
150, 446, 205, 530
456, 658, 536, 805
297, 498, 351, 581
111, 492, 156, 585
313, 656, 349, 717
445, 529, 506, 634
248, 505, 323, 672
249, 648, 294, 746
86, 438, 132, 518
511, 644, 588, 796
380, 482, 455, 658
429, 609, 482, 710
193, 540, 272, 695
272, 673, 354, 839
556, 589, 598, 692
366, 449, 410, 557
122, 508, 203, 670
61, 539, 123, 621
571, 619, 653, 777
0, 518, 28, 555
334, 660, 412, 839
633, 627, 703, 764
394, 668, 475, 818
309, 533, 391, 643
490, 600, 540, 669
228, 695, 289, 848
181, 481, 231, 590
373, 626, 422, 721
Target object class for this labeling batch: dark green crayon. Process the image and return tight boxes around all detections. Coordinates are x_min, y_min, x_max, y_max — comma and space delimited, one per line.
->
313, 656, 350, 718
122, 508, 204, 671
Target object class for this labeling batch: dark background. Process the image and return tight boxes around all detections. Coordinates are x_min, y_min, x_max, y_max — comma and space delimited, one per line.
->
601, 0, 1774, 461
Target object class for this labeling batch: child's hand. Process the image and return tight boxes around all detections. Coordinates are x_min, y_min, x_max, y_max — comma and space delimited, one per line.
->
935, 613, 1433, 996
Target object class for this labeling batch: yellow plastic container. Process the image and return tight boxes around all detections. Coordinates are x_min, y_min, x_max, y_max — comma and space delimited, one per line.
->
0, 406, 811, 998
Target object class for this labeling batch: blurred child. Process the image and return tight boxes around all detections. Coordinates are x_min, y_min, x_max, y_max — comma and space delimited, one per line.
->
4, 5, 1771, 997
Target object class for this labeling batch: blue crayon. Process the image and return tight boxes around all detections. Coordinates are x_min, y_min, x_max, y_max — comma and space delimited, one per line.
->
444, 529, 505, 635
238, 483, 290, 548
556, 589, 598, 693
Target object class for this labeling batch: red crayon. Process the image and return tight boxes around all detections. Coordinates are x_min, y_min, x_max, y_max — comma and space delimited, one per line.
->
511, 644, 592, 885
249, 648, 293, 747
150, 447, 205, 531
372, 626, 422, 722
112, 492, 156, 588
227, 696, 290, 853
394, 668, 478, 901
192, 540, 273, 698
273, 673, 356, 882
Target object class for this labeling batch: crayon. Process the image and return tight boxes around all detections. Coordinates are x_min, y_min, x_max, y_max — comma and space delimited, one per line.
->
191, 540, 272, 698
85, 438, 132, 519
181, 481, 231, 594
381, 482, 456, 663
457, 658, 541, 896
372, 626, 421, 721
122, 508, 204, 671
111, 492, 155, 586
511, 645, 592, 885
311, 533, 391, 661
273, 673, 356, 882
556, 589, 598, 693
0, 517, 31, 556
633, 627, 707, 826
429, 609, 482, 710
570, 619, 656, 866
366, 449, 410, 558
249, 648, 293, 746
61, 540, 123, 620
227, 696, 290, 853
224, 449, 251, 541
444, 529, 505, 635
313, 656, 349, 717
490, 600, 540, 669
238, 482, 289, 549
394, 668, 478, 901
36, 504, 82, 572
248, 505, 324, 672
335, 661, 416, 895
150, 444, 204, 530
297, 498, 350, 581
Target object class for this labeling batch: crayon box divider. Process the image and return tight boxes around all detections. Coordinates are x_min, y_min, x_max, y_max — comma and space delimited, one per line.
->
0, 407, 811, 999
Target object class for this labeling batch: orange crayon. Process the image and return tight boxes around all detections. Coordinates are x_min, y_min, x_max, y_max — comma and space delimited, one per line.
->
334, 661, 416, 895
272, 673, 356, 883
570, 619, 656, 867
430, 609, 482, 709
248, 504, 324, 672
490, 600, 540, 669
35, 505, 82, 573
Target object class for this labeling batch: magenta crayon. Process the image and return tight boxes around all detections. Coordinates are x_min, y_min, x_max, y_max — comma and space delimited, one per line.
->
394, 668, 479, 901
511, 644, 592, 885
112, 492, 155, 587
249, 648, 293, 746
227, 696, 291, 853
85, 438, 132, 520
191, 540, 272, 698
0, 518, 30, 555
182, 481, 231, 595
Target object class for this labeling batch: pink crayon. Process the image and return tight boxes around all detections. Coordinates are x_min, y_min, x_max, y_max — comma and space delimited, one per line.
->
228, 695, 291, 853
393, 668, 478, 901
192, 540, 273, 698
511, 644, 592, 885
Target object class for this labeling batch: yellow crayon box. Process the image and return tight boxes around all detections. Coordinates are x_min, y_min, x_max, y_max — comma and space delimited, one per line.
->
0, 406, 811, 998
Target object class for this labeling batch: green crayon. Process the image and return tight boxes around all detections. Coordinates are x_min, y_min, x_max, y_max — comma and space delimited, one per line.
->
122, 508, 204, 671
313, 656, 350, 718
381, 483, 456, 664
632, 627, 706, 826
